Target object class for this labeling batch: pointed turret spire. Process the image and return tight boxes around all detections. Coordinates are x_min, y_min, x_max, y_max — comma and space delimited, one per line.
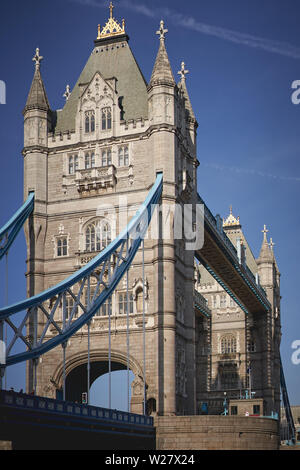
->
177, 61, 196, 121
23, 48, 50, 114
149, 20, 175, 88
258, 225, 273, 262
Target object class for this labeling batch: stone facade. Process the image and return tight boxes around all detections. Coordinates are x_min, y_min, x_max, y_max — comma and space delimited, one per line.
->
155, 415, 279, 450
23, 7, 281, 431
23, 13, 198, 416
195, 212, 281, 417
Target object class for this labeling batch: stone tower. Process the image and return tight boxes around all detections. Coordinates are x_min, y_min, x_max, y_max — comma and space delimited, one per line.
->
23, 7, 198, 416
195, 209, 281, 416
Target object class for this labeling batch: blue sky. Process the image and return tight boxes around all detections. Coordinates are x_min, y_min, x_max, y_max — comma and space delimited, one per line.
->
0, 0, 299, 407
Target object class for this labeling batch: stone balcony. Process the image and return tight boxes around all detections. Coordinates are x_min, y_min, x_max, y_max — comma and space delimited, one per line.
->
75, 165, 116, 194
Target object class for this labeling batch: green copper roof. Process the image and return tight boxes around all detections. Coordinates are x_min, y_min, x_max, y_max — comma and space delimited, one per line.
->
54, 39, 148, 133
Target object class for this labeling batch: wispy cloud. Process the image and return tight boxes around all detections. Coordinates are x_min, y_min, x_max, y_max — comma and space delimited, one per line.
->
203, 162, 300, 183
69, 0, 300, 60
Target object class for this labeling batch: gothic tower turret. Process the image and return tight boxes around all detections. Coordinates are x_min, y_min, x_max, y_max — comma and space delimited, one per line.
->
256, 226, 281, 414
23, 48, 50, 392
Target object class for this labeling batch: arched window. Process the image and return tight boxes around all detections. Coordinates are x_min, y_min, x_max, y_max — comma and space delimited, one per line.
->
64, 295, 78, 320
68, 154, 79, 175
118, 145, 129, 166
221, 335, 237, 354
85, 152, 95, 169
85, 110, 95, 133
85, 220, 111, 252
101, 107, 112, 130
101, 148, 112, 167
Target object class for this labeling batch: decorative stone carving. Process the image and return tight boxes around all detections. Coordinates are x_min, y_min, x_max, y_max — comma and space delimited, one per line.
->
75, 165, 116, 194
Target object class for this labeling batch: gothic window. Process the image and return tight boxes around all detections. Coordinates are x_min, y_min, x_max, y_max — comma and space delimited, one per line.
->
99, 298, 112, 316
85, 110, 95, 133
212, 295, 218, 308
101, 148, 112, 167
85, 220, 111, 252
101, 107, 112, 130
118, 292, 134, 315
84, 286, 111, 316
64, 295, 78, 320
85, 152, 95, 169
68, 154, 79, 175
57, 237, 68, 257
221, 335, 237, 354
118, 145, 129, 166
229, 296, 235, 307
220, 295, 227, 308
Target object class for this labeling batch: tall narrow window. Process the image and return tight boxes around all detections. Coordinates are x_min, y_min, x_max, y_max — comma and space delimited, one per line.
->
118, 292, 134, 315
221, 335, 237, 354
85, 152, 95, 169
68, 154, 78, 174
57, 237, 68, 257
101, 148, 112, 167
65, 295, 78, 320
85, 220, 111, 252
220, 295, 227, 308
85, 110, 95, 133
101, 107, 112, 130
118, 145, 129, 166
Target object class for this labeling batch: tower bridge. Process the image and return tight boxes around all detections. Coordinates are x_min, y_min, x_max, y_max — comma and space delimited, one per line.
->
0, 4, 295, 449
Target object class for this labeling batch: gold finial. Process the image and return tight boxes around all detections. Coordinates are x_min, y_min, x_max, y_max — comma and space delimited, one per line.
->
96, 2, 125, 40
223, 206, 240, 228
109, 1, 114, 18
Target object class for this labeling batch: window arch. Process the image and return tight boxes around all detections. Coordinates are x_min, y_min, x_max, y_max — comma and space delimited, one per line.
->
85, 220, 111, 252
101, 107, 112, 130
85, 151, 95, 169
221, 335, 237, 354
85, 110, 95, 133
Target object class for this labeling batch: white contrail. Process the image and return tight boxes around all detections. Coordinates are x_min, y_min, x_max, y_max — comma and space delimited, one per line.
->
68, 0, 300, 59
202, 162, 300, 183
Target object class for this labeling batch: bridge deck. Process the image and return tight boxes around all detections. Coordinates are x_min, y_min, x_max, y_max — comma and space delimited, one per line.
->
0, 390, 155, 450
197, 194, 270, 314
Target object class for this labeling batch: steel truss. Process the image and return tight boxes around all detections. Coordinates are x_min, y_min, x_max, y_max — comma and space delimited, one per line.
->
0, 174, 163, 368
0, 192, 34, 261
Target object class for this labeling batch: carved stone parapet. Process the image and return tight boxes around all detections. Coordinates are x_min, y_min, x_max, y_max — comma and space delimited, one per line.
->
75, 165, 116, 193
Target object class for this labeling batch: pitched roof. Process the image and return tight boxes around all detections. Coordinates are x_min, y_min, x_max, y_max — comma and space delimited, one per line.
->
54, 37, 148, 133
149, 39, 175, 88
23, 67, 50, 114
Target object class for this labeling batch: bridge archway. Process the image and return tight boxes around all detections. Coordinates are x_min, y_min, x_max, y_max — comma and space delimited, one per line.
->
51, 349, 146, 413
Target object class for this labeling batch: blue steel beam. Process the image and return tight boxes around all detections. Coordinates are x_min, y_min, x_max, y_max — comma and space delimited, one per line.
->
0, 174, 163, 366
0, 192, 34, 260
